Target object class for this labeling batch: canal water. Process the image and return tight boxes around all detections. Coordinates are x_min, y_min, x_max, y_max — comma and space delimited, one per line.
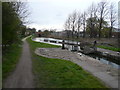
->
32, 37, 120, 69
32, 37, 63, 46
87, 53, 120, 69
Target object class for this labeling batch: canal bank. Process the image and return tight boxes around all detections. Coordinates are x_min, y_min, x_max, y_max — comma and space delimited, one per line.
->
32, 37, 120, 69
83, 48, 120, 69
35, 48, 119, 88
97, 48, 120, 62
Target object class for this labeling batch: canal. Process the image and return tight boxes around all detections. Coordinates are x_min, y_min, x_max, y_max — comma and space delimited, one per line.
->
32, 37, 120, 69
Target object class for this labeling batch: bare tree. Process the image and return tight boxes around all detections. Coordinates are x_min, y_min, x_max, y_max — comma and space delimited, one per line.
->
81, 12, 87, 38
64, 14, 72, 40
97, 1, 108, 38
109, 3, 117, 38
75, 12, 82, 45
77, 14, 81, 38
69, 11, 77, 50
12, 1, 30, 24
87, 3, 98, 38
71, 11, 77, 41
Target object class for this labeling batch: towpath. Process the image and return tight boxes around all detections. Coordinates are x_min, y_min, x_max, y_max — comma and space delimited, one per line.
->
4, 36, 34, 88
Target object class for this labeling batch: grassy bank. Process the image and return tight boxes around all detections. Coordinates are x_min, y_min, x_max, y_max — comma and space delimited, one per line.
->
97, 45, 120, 52
27, 37, 107, 88
3, 44, 22, 80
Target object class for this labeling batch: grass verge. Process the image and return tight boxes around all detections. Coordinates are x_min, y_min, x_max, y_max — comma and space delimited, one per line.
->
97, 45, 120, 52
3, 44, 22, 80
27, 37, 107, 88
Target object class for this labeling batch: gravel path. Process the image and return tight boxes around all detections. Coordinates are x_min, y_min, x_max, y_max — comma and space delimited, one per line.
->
35, 48, 119, 88
4, 39, 34, 88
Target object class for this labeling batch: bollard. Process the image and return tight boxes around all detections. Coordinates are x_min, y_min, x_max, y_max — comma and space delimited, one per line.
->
93, 40, 97, 51
62, 40, 65, 49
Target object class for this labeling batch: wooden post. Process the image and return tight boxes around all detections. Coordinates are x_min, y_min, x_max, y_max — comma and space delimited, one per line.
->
62, 40, 65, 49
93, 40, 97, 51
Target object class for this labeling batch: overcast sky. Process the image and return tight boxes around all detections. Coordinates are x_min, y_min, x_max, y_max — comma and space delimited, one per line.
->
26, 0, 119, 31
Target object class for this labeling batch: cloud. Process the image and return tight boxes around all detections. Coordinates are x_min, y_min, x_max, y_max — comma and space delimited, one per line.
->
27, 0, 119, 31
27, 23, 64, 31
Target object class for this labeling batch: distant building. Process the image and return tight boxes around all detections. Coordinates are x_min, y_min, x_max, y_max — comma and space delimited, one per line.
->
36, 32, 42, 37
25, 31, 30, 35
